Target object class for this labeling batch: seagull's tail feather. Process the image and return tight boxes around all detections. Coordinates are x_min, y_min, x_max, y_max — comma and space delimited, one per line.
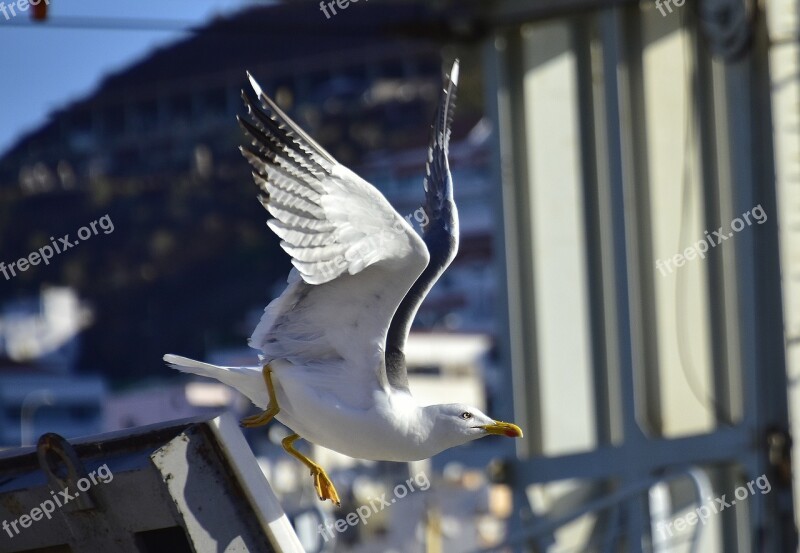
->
163, 354, 269, 409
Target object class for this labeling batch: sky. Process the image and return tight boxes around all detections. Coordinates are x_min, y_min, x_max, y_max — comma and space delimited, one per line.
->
0, 0, 257, 155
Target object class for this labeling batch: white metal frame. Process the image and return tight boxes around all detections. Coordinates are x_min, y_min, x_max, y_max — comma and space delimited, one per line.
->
484, 1, 797, 551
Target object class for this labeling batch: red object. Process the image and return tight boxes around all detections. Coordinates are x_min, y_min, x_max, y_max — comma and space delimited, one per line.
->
31, 0, 47, 21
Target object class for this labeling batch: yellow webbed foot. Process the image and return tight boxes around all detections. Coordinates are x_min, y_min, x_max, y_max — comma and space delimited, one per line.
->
281, 433, 340, 506
312, 467, 341, 506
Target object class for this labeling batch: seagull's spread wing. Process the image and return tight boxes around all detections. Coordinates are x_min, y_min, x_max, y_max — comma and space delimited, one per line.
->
240, 73, 429, 407
385, 60, 460, 389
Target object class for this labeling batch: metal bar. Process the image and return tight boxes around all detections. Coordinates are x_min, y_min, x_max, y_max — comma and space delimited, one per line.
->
474, 467, 717, 553
483, 29, 532, 463
479, 0, 639, 27
575, 12, 620, 448
483, 28, 537, 553
598, 6, 650, 551
596, 5, 641, 450
495, 27, 544, 460
511, 426, 751, 485
729, 6, 797, 551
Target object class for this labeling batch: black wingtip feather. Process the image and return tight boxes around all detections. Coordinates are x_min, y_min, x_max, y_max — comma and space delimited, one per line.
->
422, 59, 459, 222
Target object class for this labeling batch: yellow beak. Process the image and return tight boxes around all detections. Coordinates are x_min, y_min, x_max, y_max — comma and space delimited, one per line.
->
480, 420, 523, 438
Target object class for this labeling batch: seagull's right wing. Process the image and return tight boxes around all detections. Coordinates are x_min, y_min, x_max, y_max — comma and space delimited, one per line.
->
239, 75, 426, 286
239, 74, 430, 407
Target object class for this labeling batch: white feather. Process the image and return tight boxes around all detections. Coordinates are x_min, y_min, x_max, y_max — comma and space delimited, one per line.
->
163, 354, 269, 408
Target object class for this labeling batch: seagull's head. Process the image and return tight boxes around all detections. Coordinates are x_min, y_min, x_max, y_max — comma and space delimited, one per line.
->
423, 403, 523, 453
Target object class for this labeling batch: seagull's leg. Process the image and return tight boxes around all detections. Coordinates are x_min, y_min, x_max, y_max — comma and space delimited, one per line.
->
240, 364, 280, 428
281, 433, 341, 506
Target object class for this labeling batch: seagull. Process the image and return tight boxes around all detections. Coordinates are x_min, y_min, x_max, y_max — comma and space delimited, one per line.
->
164, 60, 522, 506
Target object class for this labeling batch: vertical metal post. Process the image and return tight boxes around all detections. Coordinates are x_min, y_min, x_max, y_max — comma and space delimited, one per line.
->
484, 29, 535, 553
596, 7, 650, 551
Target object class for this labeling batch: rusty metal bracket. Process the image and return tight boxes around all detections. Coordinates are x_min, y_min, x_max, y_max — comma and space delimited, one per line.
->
36, 432, 99, 512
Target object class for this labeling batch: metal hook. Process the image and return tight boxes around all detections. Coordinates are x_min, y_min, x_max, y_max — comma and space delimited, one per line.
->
36, 433, 97, 511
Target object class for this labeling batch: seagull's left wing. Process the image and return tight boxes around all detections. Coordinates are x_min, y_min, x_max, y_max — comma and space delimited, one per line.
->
240, 74, 430, 406
385, 60, 460, 386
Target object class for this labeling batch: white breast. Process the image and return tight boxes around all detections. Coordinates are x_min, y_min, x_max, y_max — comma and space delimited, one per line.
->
271, 366, 431, 461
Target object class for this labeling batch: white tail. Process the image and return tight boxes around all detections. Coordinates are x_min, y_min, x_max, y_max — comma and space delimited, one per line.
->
163, 354, 269, 408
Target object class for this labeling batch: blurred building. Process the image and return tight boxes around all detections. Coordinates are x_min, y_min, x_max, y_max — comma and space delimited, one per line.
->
0, 287, 91, 372
0, 287, 104, 447
0, 1, 493, 364
0, 3, 472, 182
0, 373, 105, 447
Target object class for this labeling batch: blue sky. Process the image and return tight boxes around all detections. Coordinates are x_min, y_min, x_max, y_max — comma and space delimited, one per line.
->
0, 0, 255, 155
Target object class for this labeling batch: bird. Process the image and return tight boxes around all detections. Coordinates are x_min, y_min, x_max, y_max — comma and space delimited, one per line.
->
164, 60, 522, 506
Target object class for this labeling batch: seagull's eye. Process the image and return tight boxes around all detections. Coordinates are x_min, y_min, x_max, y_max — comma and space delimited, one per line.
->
460, 412, 472, 420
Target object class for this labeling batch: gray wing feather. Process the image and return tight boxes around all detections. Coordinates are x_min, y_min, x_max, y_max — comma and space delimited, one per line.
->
385, 59, 460, 391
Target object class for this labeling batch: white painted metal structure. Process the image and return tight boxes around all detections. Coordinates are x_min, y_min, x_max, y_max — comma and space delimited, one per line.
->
482, 0, 798, 550
0, 414, 306, 552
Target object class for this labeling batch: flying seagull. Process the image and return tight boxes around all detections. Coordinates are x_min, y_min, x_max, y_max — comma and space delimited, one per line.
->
164, 60, 522, 506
